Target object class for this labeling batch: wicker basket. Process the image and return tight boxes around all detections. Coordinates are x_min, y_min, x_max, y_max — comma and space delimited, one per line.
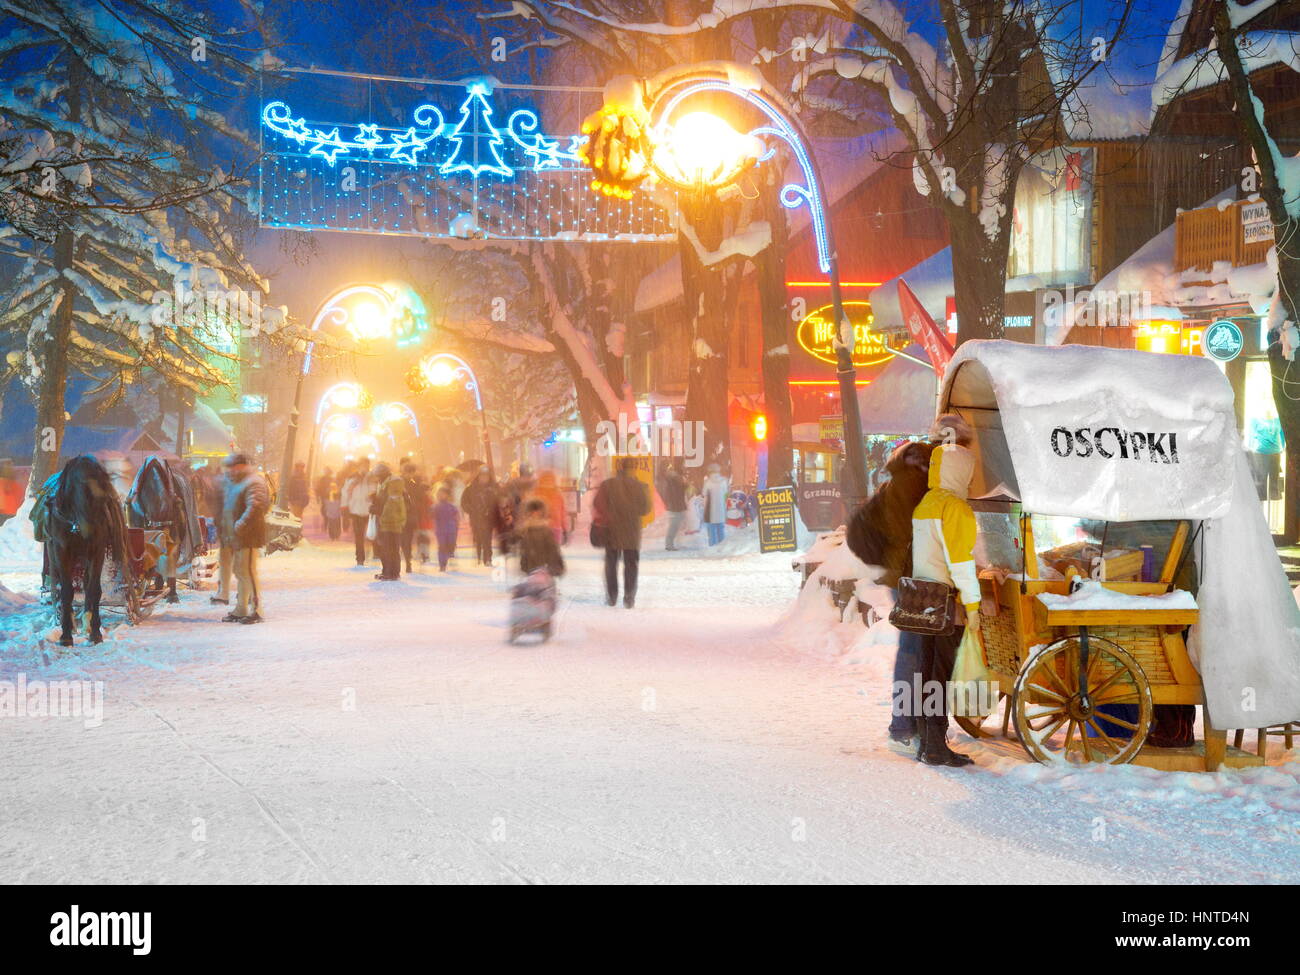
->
1065, 624, 1177, 686
978, 608, 1024, 678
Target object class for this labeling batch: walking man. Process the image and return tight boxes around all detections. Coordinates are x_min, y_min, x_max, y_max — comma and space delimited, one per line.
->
594, 458, 650, 608
219, 453, 270, 624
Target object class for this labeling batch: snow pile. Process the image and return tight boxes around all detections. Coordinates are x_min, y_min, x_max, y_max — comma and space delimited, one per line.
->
0, 497, 41, 571
774, 529, 898, 661
774, 567, 900, 662
1037, 581, 1197, 613
983, 750, 1300, 816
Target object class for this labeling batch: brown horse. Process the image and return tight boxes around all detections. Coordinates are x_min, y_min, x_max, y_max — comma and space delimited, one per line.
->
43, 455, 132, 645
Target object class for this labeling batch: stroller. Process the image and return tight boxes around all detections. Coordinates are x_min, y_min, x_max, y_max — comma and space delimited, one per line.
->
508, 568, 557, 643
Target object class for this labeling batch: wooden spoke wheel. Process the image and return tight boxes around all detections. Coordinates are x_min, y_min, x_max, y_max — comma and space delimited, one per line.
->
954, 692, 1013, 740
1012, 635, 1152, 765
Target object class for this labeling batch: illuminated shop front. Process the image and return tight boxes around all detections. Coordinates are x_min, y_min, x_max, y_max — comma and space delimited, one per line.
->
1134, 311, 1292, 541
785, 291, 911, 487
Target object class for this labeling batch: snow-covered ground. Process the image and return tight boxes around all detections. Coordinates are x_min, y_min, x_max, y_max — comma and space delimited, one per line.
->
1, 532, 1298, 885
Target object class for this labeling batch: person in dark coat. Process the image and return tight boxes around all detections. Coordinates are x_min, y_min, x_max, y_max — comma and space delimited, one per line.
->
285, 461, 310, 520
594, 458, 650, 608
660, 460, 688, 551
432, 485, 459, 571
399, 462, 421, 573
844, 439, 935, 751
517, 498, 565, 577
219, 453, 270, 624
460, 466, 498, 566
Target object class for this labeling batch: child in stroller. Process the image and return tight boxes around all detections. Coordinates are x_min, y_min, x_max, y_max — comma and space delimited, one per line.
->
509, 498, 565, 643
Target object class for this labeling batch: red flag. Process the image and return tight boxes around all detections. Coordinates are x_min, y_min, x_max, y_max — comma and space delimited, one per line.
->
898, 278, 954, 374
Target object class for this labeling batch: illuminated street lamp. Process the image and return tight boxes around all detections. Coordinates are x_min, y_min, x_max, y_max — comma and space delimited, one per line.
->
304, 381, 373, 483
412, 352, 494, 478
279, 284, 396, 494
581, 68, 871, 506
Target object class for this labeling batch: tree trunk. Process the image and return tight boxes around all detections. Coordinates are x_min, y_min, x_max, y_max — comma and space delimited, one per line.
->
947, 203, 1013, 345
749, 9, 795, 488
29, 226, 75, 493
679, 194, 733, 480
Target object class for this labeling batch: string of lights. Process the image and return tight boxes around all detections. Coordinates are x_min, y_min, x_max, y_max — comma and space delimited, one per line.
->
259, 76, 678, 242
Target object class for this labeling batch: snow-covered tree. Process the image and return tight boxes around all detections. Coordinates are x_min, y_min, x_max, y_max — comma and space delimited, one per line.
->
487, 0, 833, 479
1189, 0, 1300, 491
0, 0, 278, 489
535, 1, 1134, 345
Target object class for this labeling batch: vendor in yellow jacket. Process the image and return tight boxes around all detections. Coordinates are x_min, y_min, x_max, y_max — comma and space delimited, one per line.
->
910, 440, 981, 767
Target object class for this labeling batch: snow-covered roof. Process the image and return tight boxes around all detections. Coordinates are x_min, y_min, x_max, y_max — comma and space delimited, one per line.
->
868, 246, 953, 328
1065, 73, 1152, 141
1153, 30, 1300, 111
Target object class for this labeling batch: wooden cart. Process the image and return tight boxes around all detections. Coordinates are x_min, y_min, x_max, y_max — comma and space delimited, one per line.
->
957, 518, 1262, 771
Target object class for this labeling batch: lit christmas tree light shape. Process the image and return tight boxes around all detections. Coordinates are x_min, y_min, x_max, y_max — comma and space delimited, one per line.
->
439, 83, 513, 178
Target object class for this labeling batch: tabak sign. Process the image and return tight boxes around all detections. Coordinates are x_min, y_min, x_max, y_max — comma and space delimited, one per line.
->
795, 301, 908, 369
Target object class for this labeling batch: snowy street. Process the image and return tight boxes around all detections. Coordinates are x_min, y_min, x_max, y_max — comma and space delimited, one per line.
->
3, 539, 1298, 885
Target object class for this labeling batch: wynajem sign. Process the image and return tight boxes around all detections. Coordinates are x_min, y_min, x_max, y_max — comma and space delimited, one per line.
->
795, 300, 909, 369
257, 69, 676, 242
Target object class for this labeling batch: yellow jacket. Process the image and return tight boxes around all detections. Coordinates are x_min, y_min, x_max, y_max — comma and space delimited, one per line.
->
911, 444, 981, 613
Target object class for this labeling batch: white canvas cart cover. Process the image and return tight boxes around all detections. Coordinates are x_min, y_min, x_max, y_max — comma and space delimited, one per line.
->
940, 340, 1300, 728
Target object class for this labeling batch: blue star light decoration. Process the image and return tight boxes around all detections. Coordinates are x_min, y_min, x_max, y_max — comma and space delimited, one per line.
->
261, 84, 586, 177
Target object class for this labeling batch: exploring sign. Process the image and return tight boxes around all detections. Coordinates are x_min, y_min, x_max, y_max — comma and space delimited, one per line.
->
755, 485, 799, 553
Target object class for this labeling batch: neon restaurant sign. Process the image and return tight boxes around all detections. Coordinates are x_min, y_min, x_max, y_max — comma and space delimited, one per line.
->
796, 301, 909, 369
258, 69, 676, 242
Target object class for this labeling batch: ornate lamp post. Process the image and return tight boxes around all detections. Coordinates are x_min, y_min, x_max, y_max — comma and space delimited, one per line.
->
278, 284, 396, 496
411, 352, 493, 478
580, 66, 870, 508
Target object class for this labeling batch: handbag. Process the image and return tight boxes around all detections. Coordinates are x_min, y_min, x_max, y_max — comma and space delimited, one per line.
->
365, 514, 378, 542
888, 576, 958, 635
589, 521, 608, 548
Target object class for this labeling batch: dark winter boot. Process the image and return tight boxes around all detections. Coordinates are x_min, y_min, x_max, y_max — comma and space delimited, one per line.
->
918, 717, 974, 767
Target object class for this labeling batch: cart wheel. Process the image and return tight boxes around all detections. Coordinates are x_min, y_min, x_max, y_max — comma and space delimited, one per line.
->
954, 692, 1010, 739
1012, 636, 1152, 765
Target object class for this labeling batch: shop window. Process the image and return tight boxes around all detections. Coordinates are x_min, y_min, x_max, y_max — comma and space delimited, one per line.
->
1008, 147, 1093, 286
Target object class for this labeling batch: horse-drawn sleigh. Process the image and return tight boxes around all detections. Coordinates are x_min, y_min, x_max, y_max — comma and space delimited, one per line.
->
35, 453, 208, 644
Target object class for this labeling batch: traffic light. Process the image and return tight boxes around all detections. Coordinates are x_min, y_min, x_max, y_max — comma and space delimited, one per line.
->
751, 414, 767, 442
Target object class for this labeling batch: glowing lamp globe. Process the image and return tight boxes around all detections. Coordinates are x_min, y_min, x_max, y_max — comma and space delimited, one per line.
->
348, 301, 390, 342
422, 358, 457, 387
654, 111, 761, 190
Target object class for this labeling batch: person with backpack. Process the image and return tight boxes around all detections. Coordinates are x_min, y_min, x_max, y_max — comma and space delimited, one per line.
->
371, 463, 407, 581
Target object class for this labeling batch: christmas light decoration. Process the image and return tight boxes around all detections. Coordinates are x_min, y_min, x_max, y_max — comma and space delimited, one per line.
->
258, 73, 675, 242
440, 83, 512, 177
